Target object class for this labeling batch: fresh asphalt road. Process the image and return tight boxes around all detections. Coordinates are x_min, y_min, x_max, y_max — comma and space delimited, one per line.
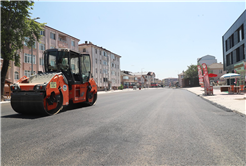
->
1, 88, 246, 165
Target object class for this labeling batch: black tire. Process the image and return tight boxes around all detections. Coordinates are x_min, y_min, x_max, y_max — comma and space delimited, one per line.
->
86, 92, 97, 106
44, 90, 63, 116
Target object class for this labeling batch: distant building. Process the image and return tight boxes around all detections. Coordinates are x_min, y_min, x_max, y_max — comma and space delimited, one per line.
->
163, 77, 178, 86
222, 10, 245, 85
121, 70, 137, 88
78, 41, 121, 90
132, 71, 155, 88
197, 55, 217, 66
208, 63, 227, 83
178, 72, 185, 87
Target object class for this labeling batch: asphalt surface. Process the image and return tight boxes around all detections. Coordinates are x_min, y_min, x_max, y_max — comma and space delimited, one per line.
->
1, 88, 246, 165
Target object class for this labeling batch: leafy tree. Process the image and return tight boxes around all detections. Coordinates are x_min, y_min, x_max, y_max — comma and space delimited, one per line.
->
1, 1, 45, 99
184, 65, 199, 79
184, 64, 211, 79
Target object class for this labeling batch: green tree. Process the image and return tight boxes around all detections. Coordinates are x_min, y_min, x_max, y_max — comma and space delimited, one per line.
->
184, 65, 199, 79
1, 0, 45, 99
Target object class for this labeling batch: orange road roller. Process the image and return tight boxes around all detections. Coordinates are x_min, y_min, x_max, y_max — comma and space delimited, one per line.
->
10, 48, 97, 116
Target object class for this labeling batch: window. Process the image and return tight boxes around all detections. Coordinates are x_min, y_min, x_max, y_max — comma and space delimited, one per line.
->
111, 71, 115, 75
71, 40, 75, 47
24, 53, 36, 64
112, 63, 114, 67
103, 51, 107, 57
100, 69, 102, 74
96, 68, 97, 73
40, 30, 45, 36
95, 48, 97, 54
50, 46, 55, 49
103, 69, 108, 74
103, 78, 108, 82
100, 50, 101, 55
24, 37, 36, 48
100, 60, 101, 64
219, 70, 222, 74
103, 60, 107, 65
24, 70, 35, 77
50, 32, 56, 40
111, 54, 115, 60
83, 48, 86, 52
39, 43, 45, 51
96, 58, 97, 64
24, 37, 29, 46
123, 76, 129, 80
40, 58, 44, 66
15, 72, 19, 80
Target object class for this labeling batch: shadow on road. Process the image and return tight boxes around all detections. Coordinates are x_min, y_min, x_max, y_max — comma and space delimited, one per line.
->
1, 113, 43, 119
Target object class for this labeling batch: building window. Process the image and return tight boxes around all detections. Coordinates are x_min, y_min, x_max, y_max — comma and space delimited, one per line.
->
100, 60, 101, 64
95, 48, 97, 54
50, 32, 56, 40
100, 50, 101, 55
83, 48, 86, 52
71, 40, 75, 47
100, 69, 102, 74
103, 78, 108, 82
39, 43, 45, 51
24, 53, 36, 64
14, 71, 19, 80
219, 70, 222, 74
24, 70, 35, 77
40, 30, 45, 36
103, 60, 107, 65
40, 58, 44, 66
96, 58, 97, 64
96, 68, 97, 73
104, 51, 107, 57
50, 46, 55, 49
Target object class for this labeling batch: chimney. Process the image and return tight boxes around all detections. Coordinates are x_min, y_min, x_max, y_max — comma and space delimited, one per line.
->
85, 41, 87, 44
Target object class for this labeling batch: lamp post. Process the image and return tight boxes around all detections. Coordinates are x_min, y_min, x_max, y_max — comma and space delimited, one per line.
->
31, 17, 40, 75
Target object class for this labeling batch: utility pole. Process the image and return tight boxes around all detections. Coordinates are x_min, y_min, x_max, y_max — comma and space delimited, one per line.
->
31, 17, 40, 75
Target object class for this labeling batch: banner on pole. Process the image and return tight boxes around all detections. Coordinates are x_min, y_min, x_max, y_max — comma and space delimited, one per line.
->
197, 65, 204, 86
202, 63, 210, 95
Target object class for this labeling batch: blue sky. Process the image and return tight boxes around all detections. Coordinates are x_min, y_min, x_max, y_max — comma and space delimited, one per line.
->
31, 1, 245, 79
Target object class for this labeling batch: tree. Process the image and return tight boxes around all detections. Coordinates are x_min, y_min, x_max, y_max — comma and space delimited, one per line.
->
184, 65, 199, 79
1, 1, 45, 99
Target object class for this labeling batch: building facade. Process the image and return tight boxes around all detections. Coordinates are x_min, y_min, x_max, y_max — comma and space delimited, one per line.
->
208, 63, 227, 83
78, 42, 121, 90
178, 72, 185, 87
222, 10, 245, 85
163, 77, 178, 87
197, 55, 217, 66
2, 25, 80, 95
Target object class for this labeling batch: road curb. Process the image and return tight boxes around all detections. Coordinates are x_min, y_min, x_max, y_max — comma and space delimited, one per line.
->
184, 89, 245, 117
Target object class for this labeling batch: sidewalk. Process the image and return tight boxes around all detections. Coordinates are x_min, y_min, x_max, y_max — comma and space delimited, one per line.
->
184, 86, 246, 116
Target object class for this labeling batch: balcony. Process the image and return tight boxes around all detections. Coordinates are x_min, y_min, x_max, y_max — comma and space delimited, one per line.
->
58, 40, 68, 48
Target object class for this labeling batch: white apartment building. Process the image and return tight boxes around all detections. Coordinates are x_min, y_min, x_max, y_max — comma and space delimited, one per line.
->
78, 41, 121, 90
2, 25, 80, 95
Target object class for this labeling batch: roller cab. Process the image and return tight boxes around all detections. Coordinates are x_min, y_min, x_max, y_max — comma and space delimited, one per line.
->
10, 48, 97, 116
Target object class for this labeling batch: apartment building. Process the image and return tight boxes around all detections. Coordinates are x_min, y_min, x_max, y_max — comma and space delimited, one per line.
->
222, 10, 245, 84
78, 41, 121, 90
2, 25, 80, 95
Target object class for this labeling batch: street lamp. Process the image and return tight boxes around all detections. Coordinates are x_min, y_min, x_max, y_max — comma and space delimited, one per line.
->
31, 17, 40, 75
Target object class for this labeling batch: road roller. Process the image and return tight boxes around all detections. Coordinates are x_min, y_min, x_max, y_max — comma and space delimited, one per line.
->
10, 48, 97, 116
